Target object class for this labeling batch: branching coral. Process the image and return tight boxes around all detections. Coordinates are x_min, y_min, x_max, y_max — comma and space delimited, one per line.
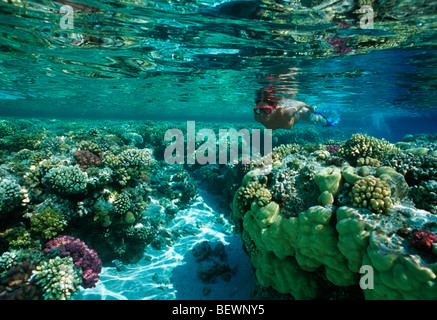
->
338, 133, 400, 165
30, 207, 67, 239
112, 192, 131, 214
0, 178, 29, 214
73, 150, 103, 170
118, 148, 153, 168
42, 165, 88, 195
233, 180, 271, 219
31, 256, 82, 300
44, 235, 102, 289
410, 180, 437, 214
384, 153, 437, 186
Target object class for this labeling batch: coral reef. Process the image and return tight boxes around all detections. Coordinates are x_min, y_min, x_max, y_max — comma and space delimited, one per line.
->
349, 176, 393, 214
1, 117, 436, 300
232, 135, 437, 300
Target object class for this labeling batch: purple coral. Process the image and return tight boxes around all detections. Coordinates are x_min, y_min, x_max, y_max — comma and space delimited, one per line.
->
327, 35, 353, 55
411, 229, 437, 252
326, 144, 340, 154
44, 235, 102, 288
73, 150, 103, 170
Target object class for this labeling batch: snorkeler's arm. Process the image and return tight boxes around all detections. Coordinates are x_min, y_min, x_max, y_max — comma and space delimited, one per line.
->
280, 101, 312, 122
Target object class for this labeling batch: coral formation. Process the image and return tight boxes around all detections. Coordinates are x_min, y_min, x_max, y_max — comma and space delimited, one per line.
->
1, 117, 437, 300
232, 137, 437, 300
30, 207, 67, 239
0, 178, 28, 214
44, 236, 102, 289
410, 180, 437, 214
0, 259, 42, 300
43, 165, 88, 195
384, 153, 437, 185
411, 230, 437, 252
31, 256, 82, 300
349, 176, 393, 214
338, 133, 400, 164
73, 150, 103, 170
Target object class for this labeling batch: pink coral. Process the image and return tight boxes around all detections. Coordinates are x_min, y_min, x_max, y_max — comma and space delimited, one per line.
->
326, 144, 340, 154
44, 235, 102, 288
73, 150, 102, 170
411, 229, 437, 251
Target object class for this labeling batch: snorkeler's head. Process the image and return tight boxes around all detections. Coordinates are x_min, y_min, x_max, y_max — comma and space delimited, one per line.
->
255, 85, 281, 108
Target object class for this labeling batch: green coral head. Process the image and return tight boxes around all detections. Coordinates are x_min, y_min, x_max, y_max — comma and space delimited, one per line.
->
349, 175, 393, 214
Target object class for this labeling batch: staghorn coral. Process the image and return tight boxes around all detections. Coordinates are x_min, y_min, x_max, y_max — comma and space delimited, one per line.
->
349, 175, 393, 214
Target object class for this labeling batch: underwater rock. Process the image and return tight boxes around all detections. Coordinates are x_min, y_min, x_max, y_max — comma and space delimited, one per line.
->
192, 241, 233, 284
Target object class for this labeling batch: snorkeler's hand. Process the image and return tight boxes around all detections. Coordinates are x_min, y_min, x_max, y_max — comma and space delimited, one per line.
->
309, 113, 328, 126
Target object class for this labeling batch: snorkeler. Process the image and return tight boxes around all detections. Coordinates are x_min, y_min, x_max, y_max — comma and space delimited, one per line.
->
254, 86, 334, 130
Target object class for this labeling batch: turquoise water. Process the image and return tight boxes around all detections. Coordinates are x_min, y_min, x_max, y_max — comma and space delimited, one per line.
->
1, 0, 437, 301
